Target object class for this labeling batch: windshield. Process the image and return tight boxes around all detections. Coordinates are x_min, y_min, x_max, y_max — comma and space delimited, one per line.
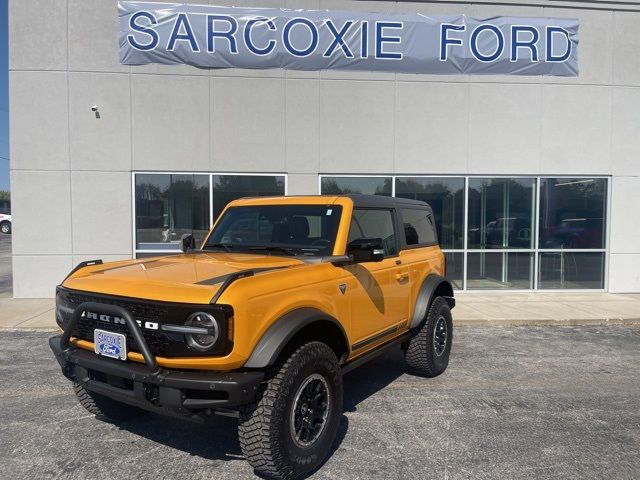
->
204, 204, 343, 256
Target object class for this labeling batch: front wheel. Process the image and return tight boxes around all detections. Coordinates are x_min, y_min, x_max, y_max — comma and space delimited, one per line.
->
239, 342, 343, 480
404, 296, 453, 377
0, 222, 10, 234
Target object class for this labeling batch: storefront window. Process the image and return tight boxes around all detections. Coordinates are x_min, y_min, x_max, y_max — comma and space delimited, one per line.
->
212, 175, 285, 221
467, 252, 534, 290
538, 252, 605, 289
539, 178, 607, 249
321, 176, 392, 196
135, 173, 285, 254
135, 174, 209, 251
468, 178, 535, 250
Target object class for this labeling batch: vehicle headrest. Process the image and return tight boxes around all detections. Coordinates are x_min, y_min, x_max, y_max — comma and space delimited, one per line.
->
290, 216, 309, 240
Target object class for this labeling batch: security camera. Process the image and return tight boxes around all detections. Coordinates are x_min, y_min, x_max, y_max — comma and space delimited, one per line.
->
91, 105, 99, 112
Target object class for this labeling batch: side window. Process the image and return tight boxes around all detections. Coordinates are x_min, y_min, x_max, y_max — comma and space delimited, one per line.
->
402, 209, 437, 246
349, 209, 398, 256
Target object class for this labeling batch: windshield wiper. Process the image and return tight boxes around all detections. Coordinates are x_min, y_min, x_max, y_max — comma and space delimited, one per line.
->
204, 243, 234, 252
247, 246, 297, 256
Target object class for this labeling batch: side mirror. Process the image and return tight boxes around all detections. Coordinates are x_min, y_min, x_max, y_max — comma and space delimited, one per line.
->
180, 233, 196, 253
347, 238, 385, 263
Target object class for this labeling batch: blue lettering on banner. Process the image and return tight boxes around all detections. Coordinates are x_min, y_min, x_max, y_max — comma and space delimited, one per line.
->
470, 24, 504, 62
360, 21, 369, 58
324, 20, 355, 58
546, 26, 572, 62
127, 11, 159, 51
207, 15, 238, 54
167, 13, 199, 52
375, 21, 403, 60
119, 2, 579, 76
244, 17, 277, 56
511, 25, 539, 62
440, 24, 465, 61
283, 18, 319, 57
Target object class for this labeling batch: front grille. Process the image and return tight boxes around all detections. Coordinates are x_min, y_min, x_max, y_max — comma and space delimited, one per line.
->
61, 291, 170, 356
65, 291, 169, 324
56, 287, 233, 358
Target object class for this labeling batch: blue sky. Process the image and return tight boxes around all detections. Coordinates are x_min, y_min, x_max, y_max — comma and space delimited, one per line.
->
0, 0, 8, 191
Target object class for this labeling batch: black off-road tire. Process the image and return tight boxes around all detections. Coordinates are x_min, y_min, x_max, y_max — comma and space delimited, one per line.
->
73, 383, 145, 422
239, 342, 343, 480
404, 296, 453, 377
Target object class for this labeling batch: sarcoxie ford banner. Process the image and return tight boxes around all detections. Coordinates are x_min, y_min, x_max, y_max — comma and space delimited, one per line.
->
118, 1, 579, 76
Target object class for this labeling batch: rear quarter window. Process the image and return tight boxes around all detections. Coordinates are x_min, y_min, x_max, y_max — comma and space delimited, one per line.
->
401, 209, 437, 246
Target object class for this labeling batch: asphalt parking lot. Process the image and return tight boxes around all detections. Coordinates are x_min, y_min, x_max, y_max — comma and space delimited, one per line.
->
2, 327, 639, 480
0, 233, 11, 297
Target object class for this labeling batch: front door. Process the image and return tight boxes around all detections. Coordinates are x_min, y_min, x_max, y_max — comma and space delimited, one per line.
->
345, 208, 410, 349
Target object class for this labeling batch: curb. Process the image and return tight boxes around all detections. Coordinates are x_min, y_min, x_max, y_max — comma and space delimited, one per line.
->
454, 318, 640, 327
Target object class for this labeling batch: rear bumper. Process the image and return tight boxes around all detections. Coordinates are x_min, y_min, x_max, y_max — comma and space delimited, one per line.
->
49, 335, 263, 417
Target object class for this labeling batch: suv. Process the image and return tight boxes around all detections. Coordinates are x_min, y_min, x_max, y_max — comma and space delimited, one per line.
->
50, 195, 454, 479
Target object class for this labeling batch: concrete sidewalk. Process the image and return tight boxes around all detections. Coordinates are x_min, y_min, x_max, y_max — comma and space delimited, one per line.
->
454, 292, 640, 326
1, 292, 640, 330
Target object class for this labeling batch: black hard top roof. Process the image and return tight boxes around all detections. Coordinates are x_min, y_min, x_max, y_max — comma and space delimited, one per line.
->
344, 194, 432, 210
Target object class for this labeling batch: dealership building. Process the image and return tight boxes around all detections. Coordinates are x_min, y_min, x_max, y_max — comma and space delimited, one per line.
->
8, 0, 640, 297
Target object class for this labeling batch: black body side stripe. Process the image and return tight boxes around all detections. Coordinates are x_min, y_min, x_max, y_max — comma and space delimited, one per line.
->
351, 324, 402, 351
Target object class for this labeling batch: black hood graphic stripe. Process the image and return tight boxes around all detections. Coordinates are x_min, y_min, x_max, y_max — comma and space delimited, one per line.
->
196, 267, 287, 286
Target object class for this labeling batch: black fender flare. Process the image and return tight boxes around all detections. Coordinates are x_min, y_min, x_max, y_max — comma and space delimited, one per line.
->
243, 308, 349, 369
410, 274, 455, 329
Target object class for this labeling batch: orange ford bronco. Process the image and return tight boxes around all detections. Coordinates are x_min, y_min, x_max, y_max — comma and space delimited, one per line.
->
50, 194, 454, 479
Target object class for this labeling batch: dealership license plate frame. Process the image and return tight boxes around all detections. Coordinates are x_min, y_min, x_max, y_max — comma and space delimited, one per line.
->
94, 329, 127, 361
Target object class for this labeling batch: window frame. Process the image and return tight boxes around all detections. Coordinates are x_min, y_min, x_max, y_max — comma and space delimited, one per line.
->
132, 171, 287, 257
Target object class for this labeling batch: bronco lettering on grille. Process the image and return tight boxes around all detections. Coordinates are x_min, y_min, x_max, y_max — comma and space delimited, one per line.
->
83, 311, 159, 330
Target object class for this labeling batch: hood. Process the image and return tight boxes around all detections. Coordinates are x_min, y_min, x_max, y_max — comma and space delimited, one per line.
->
62, 253, 305, 304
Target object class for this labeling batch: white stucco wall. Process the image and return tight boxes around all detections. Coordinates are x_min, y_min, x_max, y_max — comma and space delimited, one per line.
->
8, 0, 640, 297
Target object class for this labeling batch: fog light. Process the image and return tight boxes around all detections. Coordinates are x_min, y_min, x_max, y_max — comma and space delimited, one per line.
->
185, 312, 219, 351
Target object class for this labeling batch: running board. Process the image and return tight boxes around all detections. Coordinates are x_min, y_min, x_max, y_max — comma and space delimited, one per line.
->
341, 332, 411, 375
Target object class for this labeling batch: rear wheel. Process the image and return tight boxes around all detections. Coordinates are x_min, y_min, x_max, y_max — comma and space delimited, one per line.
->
0, 222, 10, 234
404, 296, 453, 377
73, 383, 145, 422
239, 342, 343, 480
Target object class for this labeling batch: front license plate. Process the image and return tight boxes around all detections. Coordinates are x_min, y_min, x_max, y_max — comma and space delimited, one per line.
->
94, 329, 127, 361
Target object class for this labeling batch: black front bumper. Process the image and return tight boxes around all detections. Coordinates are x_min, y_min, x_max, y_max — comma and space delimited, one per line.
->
50, 335, 263, 417
49, 299, 263, 419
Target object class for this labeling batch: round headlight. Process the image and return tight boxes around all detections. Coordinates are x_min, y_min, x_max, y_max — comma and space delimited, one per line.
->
185, 312, 219, 351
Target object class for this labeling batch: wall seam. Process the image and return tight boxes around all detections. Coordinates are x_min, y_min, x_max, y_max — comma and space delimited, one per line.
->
284, 75, 288, 176
66, 0, 74, 261
209, 69, 213, 172
465, 80, 471, 172
318, 79, 322, 185
393, 73, 397, 174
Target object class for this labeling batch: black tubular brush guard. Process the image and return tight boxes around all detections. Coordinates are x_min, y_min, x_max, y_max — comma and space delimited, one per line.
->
49, 302, 263, 418
59, 302, 159, 372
